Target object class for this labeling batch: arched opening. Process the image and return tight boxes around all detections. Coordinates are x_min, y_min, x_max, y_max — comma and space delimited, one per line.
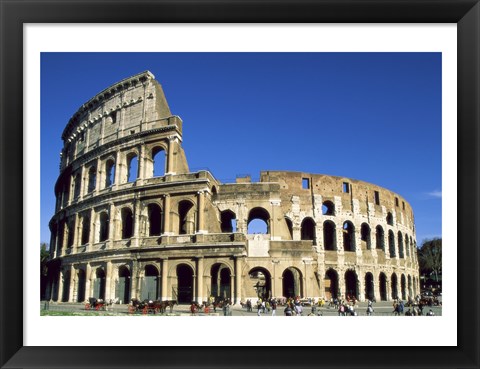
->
282, 267, 303, 298
301, 217, 316, 241
386, 212, 394, 226
322, 201, 335, 216
376, 225, 385, 251
152, 147, 166, 177
99, 212, 109, 242
391, 273, 399, 300
105, 159, 115, 188
323, 220, 336, 251
405, 234, 410, 257
178, 200, 195, 235
379, 273, 387, 301
77, 269, 86, 302
93, 268, 106, 300
324, 269, 339, 299
365, 272, 375, 301
62, 270, 70, 302
142, 265, 159, 301
398, 232, 404, 258
121, 208, 134, 239
343, 221, 355, 252
388, 230, 396, 257
73, 174, 81, 200
247, 207, 270, 234
345, 270, 359, 300
408, 275, 413, 299
87, 166, 96, 193
148, 203, 162, 236
401, 274, 406, 300
117, 266, 131, 304
67, 219, 75, 248
81, 214, 90, 245
126, 153, 138, 182
176, 264, 194, 303
413, 276, 417, 296
248, 267, 272, 300
211, 264, 232, 300
361, 223, 371, 250
220, 210, 236, 233
285, 217, 293, 240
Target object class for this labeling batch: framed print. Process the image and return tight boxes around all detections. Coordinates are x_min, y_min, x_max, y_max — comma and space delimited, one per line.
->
1, 1, 479, 369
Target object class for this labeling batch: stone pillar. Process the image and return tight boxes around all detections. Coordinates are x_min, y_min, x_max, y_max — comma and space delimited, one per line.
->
79, 165, 86, 201
386, 275, 392, 302
130, 260, 138, 300
73, 213, 80, 254
137, 144, 146, 184
95, 158, 102, 192
317, 260, 326, 299
166, 136, 176, 174
196, 257, 204, 303
85, 263, 92, 301
373, 272, 381, 302
197, 191, 205, 233
68, 265, 75, 302
113, 151, 120, 189
235, 257, 242, 304
163, 195, 171, 235
133, 200, 141, 247
357, 269, 365, 302
57, 269, 64, 302
337, 270, 345, 300
161, 258, 169, 300
108, 203, 115, 248
105, 261, 112, 300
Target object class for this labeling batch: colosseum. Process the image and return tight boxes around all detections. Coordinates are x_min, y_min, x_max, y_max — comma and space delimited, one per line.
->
45, 70, 420, 306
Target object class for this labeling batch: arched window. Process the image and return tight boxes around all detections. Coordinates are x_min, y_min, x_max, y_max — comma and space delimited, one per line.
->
126, 153, 138, 182
87, 166, 96, 193
99, 212, 109, 242
247, 207, 270, 234
405, 233, 410, 257
81, 214, 90, 245
105, 159, 115, 187
178, 200, 195, 235
322, 201, 335, 216
121, 208, 134, 239
343, 221, 355, 252
285, 217, 293, 240
388, 230, 395, 257
323, 220, 336, 251
376, 225, 385, 250
67, 219, 75, 248
398, 231, 404, 258
386, 212, 394, 226
73, 173, 81, 199
301, 217, 316, 241
148, 203, 162, 236
152, 147, 165, 177
361, 223, 371, 250
220, 210, 236, 233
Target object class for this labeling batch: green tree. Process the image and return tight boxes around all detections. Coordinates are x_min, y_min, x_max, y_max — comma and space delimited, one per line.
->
40, 243, 49, 299
418, 238, 442, 282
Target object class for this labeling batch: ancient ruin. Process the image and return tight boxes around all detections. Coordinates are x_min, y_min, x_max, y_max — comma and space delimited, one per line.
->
46, 71, 420, 305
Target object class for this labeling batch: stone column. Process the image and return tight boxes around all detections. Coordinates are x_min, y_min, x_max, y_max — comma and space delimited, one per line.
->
108, 203, 115, 248
85, 263, 92, 301
137, 144, 146, 185
357, 269, 365, 302
373, 271, 381, 302
161, 258, 169, 300
105, 261, 112, 300
197, 191, 205, 233
234, 257, 242, 304
130, 260, 138, 300
79, 165, 86, 200
95, 158, 102, 192
68, 265, 75, 302
113, 151, 120, 189
386, 275, 392, 302
163, 195, 171, 235
88, 209, 95, 252
196, 257, 204, 303
73, 213, 80, 254
337, 270, 345, 300
57, 269, 64, 302
166, 136, 176, 175
133, 200, 141, 247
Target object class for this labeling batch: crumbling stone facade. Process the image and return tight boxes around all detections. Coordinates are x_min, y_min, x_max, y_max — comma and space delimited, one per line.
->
46, 71, 420, 305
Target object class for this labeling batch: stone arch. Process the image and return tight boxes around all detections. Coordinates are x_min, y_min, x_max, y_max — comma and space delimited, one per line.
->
73, 173, 81, 200
282, 267, 303, 298
379, 272, 387, 301
141, 264, 159, 301
147, 203, 162, 236
388, 230, 396, 257
176, 263, 194, 303
178, 200, 195, 235
361, 223, 371, 250
116, 265, 131, 304
323, 220, 336, 251
62, 269, 71, 302
407, 275, 413, 299
322, 200, 335, 216
342, 221, 355, 252
87, 165, 96, 193
80, 212, 90, 245
210, 263, 232, 300
151, 145, 167, 177
301, 217, 316, 241
345, 269, 359, 299
126, 151, 139, 183
398, 231, 404, 258
220, 210, 236, 233
93, 268, 106, 300
365, 272, 375, 301
324, 268, 339, 300
376, 225, 385, 251
247, 207, 270, 234
391, 272, 399, 300
76, 268, 86, 302
386, 212, 394, 226
98, 211, 109, 242
401, 274, 407, 300
405, 233, 410, 257
121, 207, 134, 239
248, 267, 272, 300
104, 158, 115, 188
285, 217, 293, 240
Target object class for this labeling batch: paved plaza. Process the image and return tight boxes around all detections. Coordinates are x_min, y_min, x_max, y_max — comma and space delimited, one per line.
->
41, 300, 442, 317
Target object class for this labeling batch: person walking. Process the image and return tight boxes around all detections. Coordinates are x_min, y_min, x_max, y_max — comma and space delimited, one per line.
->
271, 299, 277, 316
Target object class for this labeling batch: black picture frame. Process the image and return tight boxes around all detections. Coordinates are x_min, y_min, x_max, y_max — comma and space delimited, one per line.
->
1, 1, 479, 368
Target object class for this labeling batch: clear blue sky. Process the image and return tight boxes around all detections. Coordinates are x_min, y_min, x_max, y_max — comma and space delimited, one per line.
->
40, 52, 442, 246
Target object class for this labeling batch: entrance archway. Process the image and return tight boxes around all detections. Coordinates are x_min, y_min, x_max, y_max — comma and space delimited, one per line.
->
282, 267, 303, 298
379, 273, 387, 301
93, 268, 106, 300
117, 266, 131, 304
324, 269, 339, 299
248, 267, 272, 299
62, 270, 71, 302
365, 272, 375, 301
408, 275, 413, 299
77, 269, 86, 302
142, 265, 159, 301
401, 274, 406, 300
345, 270, 358, 299
211, 263, 232, 300
177, 264, 194, 303
391, 273, 399, 300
